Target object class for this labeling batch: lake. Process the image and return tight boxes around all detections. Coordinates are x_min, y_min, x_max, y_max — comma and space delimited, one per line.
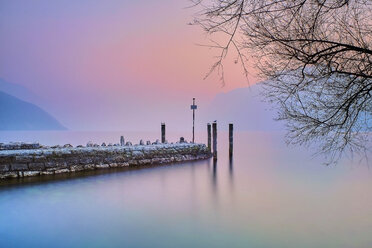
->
0, 131, 371, 248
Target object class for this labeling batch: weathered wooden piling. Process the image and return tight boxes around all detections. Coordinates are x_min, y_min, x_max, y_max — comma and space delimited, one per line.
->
212, 122, 217, 160
161, 123, 166, 143
207, 123, 211, 152
229, 123, 233, 158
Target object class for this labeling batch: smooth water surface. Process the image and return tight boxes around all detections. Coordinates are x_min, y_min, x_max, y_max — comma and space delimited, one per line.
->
0, 131, 371, 248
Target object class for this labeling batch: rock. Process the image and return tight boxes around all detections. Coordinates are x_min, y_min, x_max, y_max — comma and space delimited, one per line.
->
125, 142, 132, 146
41, 171, 54, 175
93, 144, 99, 147
80, 158, 93, 164
63, 144, 73, 148
45, 162, 57, 168
28, 162, 45, 170
139, 140, 145, 145
151, 158, 161, 164
118, 162, 130, 167
0, 142, 41, 150
139, 159, 151, 165
70, 165, 84, 172
15, 155, 33, 163
132, 151, 144, 158
101, 142, 107, 147
10, 163, 28, 171
128, 160, 138, 166
0, 172, 18, 179
23, 171, 40, 177
146, 141, 151, 145
87, 142, 94, 147
84, 164, 96, 170
110, 163, 118, 168
54, 169, 70, 174
0, 164, 9, 172
104, 157, 115, 163
33, 155, 46, 162
95, 164, 110, 169
77, 145, 84, 148
180, 137, 185, 143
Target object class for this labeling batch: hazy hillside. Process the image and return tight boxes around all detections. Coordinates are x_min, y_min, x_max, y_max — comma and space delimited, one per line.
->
202, 83, 284, 131
0, 91, 66, 130
0, 78, 41, 105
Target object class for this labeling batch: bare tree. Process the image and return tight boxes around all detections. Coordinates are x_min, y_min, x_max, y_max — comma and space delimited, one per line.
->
192, 0, 372, 163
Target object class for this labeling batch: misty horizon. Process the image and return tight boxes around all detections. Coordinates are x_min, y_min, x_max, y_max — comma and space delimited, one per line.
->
0, 0, 259, 131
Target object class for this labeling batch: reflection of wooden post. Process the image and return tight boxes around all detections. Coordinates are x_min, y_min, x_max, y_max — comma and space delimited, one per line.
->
212, 122, 217, 160
229, 123, 233, 158
161, 123, 166, 143
207, 123, 211, 152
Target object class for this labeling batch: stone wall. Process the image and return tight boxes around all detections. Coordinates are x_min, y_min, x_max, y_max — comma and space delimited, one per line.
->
0, 143, 211, 179
0, 142, 42, 151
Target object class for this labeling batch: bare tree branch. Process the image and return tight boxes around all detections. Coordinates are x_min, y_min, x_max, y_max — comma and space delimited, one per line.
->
192, 0, 372, 163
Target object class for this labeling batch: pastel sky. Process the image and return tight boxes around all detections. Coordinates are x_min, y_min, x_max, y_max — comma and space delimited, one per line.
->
0, 0, 256, 131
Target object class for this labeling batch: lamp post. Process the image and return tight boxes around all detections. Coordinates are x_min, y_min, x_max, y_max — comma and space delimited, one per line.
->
190, 98, 197, 143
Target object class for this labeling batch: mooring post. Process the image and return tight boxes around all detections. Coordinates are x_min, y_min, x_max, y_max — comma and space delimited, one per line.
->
229, 123, 233, 158
207, 123, 211, 152
161, 123, 166, 143
212, 121, 217, 160
120, 136, 125, 146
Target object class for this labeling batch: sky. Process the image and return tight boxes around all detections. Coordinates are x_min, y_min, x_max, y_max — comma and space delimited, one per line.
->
0, 0, 256, 131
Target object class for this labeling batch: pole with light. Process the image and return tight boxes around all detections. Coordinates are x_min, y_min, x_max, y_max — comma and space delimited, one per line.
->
190, 98, 197, 143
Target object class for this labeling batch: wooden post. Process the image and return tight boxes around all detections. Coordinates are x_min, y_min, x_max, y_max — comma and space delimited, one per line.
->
120, 136, 125, 146
207, 123, 211, 152
229, 123, 233, 158
161, 123, 166, 143
212, 122, 217, 160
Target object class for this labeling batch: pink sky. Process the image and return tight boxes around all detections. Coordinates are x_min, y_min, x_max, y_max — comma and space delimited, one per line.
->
0, 0, 256, 131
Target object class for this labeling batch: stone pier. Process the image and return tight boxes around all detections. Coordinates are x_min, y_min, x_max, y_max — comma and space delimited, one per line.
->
0, 143, 211, 179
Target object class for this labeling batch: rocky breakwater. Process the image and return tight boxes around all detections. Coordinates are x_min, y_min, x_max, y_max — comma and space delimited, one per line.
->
0, 143, 211, 179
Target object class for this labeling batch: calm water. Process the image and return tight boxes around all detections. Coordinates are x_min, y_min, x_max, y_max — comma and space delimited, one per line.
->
0, 131, 371, 248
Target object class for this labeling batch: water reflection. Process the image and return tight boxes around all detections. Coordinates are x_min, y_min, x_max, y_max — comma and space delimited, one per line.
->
229, 157, 234, 180
208, 155, 236, 208
228, 157, 235, 197
0, 131, 371, 248
206, 157, 218, 205
212, 158, 217, 189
